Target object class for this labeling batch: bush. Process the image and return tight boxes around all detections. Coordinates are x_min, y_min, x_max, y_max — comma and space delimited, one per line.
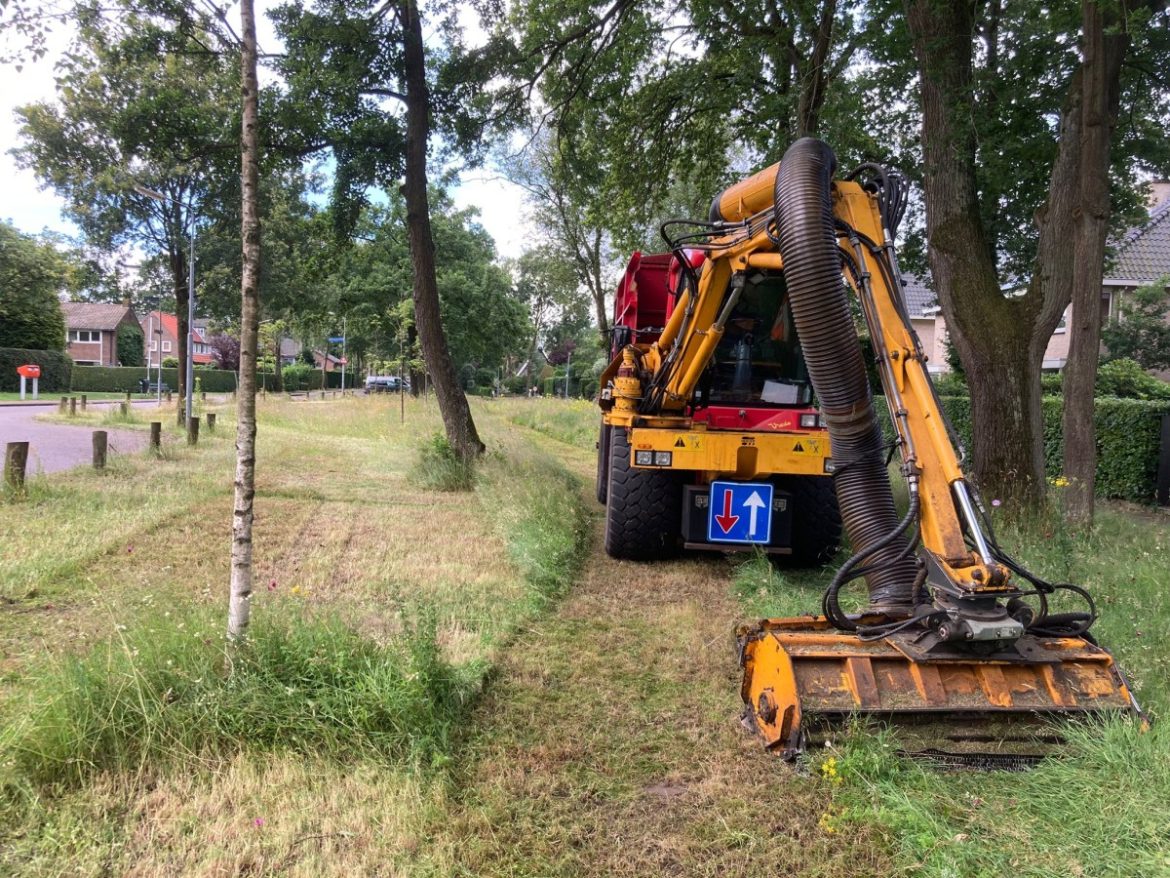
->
116, 323, 144, 367
0, 223, 67, 351
71, 366, 240, 393
279, 363, 323, 392
161, 357, 179, 369
1095, 358, 1170, 400
0, 611, 470, 788
0, 348, 73, 392
879, 395, 1170, 503
410, 433, 475, 491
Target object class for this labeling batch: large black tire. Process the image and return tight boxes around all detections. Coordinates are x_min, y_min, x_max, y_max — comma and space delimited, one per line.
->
596, 422, 611, 505
604, 428, 683, 561
770, 475, 842, 568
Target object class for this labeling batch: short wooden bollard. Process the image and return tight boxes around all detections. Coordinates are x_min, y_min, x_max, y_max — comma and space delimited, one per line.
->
81, 394, 88, 411
4, 441, 29, 491
150, 421, 162, 451
59, 396, 67, 414
69, 397, 77, 416
166, 391, 173, 403
201, 391, 206, 402
206, 412, 217, 432
187, 415, 200, 446
92, 431, 108, 469
125, 391, 132, 403
120, 402, 129, 417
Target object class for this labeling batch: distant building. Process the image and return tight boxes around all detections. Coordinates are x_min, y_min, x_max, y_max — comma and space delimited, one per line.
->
906, 182, 1170, 374
313, 350, 344, 372
279, 337, 303, 366
139, 311, 214, 369
60, 302, 140, 366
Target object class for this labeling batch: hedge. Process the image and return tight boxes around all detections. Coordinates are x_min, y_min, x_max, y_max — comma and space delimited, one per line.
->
875, 395, 1170, 503
72, 365, 241, 393
0, 348, 73, 393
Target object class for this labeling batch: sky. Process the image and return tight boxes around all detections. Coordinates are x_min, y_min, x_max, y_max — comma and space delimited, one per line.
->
0, 2, 532, 259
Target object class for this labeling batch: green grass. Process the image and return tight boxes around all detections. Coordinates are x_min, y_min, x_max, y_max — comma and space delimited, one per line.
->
495, 396, 599, 449
0, 610, 471, 794
410, 433, 476, 492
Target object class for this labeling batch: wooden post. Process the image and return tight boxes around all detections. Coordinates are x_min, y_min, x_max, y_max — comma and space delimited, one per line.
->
92, 430, 108, 469
120, 402, 129, 417
187, 415, 200, 446
81, 394, 87, 411
4, 442, 29, 491
125, 390, 132, 403
59, 396, 67, 413
150, 421, 162, 451
201, 390, 207, 402
1157, 413, 1170, 507
207, 412, 217, 431
69, 397, 77, 416
167, 390, 173, 403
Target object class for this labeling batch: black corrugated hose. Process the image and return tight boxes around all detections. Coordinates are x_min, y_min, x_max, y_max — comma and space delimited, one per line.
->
773, 138, 919, 615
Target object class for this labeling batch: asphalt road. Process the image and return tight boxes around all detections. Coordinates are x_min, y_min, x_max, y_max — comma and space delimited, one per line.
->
0, 401, 159, 475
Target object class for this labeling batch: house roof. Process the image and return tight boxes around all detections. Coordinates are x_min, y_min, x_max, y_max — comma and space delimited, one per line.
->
141, 310, 207, 344
1108, 200, 1170, 285
900, 274, 938, 318
61, 302, 136, 331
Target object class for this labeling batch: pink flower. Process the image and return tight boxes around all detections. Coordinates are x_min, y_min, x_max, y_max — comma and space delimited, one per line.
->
253, 818, 264, 828
267, 579, 277, 591
991, 499, 1001, 508
126, 545, 134, 554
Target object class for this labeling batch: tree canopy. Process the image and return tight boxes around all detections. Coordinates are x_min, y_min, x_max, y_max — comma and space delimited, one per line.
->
0, 222, 68, 350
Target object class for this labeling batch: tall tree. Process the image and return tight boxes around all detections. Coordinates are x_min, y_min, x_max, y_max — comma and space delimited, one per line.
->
0, 222, 68, 350
902, 0, 1168, 507
276, 0, 504, 460
13, 1, 238, 424
229, 0, 261, 641
1061, 0, 1151, 524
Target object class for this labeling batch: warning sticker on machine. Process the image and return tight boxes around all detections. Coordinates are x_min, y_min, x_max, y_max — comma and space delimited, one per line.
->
792, 438, 823, 455
670, 434, 701, 450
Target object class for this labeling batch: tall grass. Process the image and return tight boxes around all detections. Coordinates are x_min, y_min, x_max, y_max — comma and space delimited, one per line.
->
0, 610, 472, 794
498, 397, 598, 450
410, 433, 476, 491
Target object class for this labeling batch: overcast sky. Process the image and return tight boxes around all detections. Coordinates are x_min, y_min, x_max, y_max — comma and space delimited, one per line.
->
0, 2, 532, 259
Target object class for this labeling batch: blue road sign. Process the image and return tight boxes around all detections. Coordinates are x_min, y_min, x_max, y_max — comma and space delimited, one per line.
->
707, 480, 773, 544
328, 336, 346, 343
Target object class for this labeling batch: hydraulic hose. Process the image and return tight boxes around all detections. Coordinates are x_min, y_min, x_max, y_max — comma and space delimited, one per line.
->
772, 138, 919, 614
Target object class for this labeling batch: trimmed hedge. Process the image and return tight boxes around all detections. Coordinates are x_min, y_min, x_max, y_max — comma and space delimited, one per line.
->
876, 395, 1170, 503
72, 366, 241, 393
0, 348, 73, 392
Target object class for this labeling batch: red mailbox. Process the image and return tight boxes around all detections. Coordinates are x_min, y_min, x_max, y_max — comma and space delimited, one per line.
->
16, 364, 41, 379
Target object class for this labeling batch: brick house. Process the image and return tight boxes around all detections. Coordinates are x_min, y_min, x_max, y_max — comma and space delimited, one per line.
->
60, 302, 141, 366
906, 182, 1170, 374
139, 311, 214, 369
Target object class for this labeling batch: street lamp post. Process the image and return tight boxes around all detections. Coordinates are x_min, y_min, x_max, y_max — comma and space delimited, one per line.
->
134, 184, 196, 424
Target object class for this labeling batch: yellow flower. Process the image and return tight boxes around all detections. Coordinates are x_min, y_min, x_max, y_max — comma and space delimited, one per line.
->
290, 585, 302, 596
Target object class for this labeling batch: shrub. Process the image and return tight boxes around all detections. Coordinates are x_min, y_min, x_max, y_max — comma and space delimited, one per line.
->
879, 395, 1170, 503
932, 371, 968, 397
0, 348, 73, 392
161, 356, 179, 369
1042, 372, 1063, 395
279, 363, 323, 392
71, 366, 240, 393
116, 323, 144, 367
0, 223, 67, 350
410, 433, 475, 491
0, 611, 471, 789
1095, 358, 1170, 400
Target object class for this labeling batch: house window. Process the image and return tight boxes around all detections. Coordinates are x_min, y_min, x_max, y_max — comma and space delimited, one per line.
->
150, 340, 158, 351
162, 340, 172, 352
70, 329, 100, 343
1054, 311, 1068, 334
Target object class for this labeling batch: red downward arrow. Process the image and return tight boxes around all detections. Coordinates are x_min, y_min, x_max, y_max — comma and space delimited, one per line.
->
715, 489, 740, 533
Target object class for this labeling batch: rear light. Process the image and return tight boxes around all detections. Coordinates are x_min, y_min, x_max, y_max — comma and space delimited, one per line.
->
635, 451, 653, 465
654, 451, 673, 467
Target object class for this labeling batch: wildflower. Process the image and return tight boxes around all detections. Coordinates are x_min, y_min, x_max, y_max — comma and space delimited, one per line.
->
268, 578, 278, 591
1053, 476, 1069, 488
126, 545, 134, 554
991, 498, 1002, 507
291, 585, 302, 596
253, 818, 264, 828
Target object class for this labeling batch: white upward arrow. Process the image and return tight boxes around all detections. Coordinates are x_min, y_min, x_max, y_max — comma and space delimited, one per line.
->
744, 491, 767, 537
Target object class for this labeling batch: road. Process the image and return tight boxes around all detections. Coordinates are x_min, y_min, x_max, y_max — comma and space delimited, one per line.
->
0, 401, 158, 475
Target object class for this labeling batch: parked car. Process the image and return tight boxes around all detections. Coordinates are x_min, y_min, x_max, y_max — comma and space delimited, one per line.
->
365, 375, 407, 393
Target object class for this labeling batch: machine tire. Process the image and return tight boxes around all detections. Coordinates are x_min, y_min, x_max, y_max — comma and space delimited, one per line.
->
604, 428, 683, 561
770, 475, 842, 567
596, 422, 611, 505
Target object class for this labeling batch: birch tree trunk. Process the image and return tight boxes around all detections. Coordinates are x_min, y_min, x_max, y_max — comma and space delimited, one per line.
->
229, 0, 262, 641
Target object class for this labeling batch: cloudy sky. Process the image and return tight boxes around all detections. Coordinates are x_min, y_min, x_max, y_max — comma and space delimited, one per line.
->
0, 2, 531, 259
